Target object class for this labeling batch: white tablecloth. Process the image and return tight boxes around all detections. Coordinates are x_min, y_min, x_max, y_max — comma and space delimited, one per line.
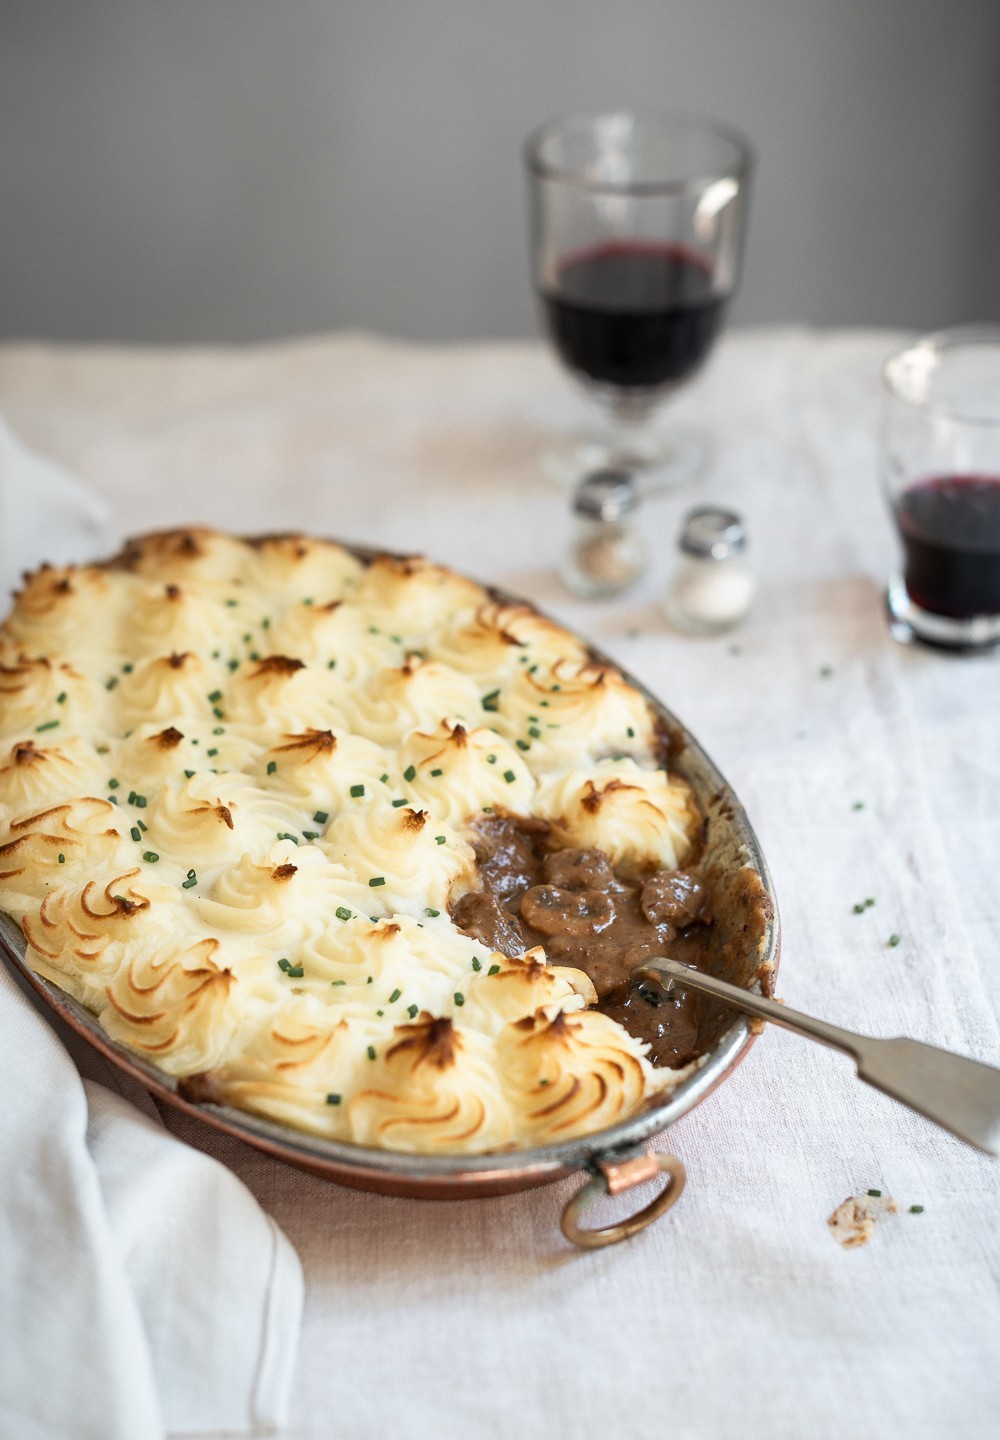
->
1, 327, 998, 1440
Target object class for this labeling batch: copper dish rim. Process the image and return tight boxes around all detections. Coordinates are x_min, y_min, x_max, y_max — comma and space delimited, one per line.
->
0, 538, 780, 1201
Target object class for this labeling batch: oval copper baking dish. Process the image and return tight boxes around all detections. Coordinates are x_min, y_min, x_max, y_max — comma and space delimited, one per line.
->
0, 554, 779, 1246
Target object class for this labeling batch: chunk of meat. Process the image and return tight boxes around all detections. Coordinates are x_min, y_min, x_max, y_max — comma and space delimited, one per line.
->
519, 884, 614, 937
640, 869, 707, 927
541, 847, 617, 892
451, 891, 526, 957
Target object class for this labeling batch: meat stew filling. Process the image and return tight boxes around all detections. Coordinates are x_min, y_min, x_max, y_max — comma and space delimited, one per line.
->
451, 814, 711, 1068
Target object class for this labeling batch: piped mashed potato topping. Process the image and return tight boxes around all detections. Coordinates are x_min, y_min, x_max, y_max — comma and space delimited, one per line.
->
0, 529, 700, 1153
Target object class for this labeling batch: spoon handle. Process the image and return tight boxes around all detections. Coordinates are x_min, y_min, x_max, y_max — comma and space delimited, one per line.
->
635, 957, 1000, 1157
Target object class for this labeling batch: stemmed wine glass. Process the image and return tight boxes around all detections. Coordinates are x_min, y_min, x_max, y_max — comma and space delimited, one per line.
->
524, 110, 753, 493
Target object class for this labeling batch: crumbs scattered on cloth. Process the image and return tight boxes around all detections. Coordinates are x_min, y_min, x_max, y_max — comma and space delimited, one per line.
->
828, 1191, 899, 1248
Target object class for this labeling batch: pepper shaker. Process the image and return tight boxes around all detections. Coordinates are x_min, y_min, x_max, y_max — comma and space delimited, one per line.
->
560, 470, 648, 600
663, 506, 756, 634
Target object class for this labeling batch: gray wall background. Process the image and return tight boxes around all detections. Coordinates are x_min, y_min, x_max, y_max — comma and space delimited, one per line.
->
2, 0, 999, 345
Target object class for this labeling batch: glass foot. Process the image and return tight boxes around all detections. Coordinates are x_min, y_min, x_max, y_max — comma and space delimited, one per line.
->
886, 574, 1000, 652
539, 425, 710, 498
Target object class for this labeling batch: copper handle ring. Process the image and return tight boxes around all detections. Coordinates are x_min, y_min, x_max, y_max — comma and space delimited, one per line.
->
560, 1150, 686, 1249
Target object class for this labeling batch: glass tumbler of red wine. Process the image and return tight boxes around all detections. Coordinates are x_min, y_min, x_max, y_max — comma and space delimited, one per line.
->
882, 326, 1000, 651
524, 110, 753, 494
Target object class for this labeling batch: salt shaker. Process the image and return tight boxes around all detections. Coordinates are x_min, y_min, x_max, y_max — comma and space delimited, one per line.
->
560, 470, 648, 600
663, 506, 756, 634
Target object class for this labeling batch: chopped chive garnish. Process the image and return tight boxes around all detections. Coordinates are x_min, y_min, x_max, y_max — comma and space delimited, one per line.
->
35, 720, 60, 732
487, 754, 497, 764
471, 957, 482, 971
335, 906, 352, 921
207, 748, 218, 758
482, 805, 493, 813
130, 826, 141, 842
108, 795, 118, 805
187, 868, 196, 878
454, 992, 465, 1006
487, 964, 500, 976
106, 677, 118, 690
137, 819, 147, 833
481, 690, 500, 711
380, 773, 390, 784
368, 876, 386, 887
122, 662, 133, 674
349, 783, 365, 797
331, 979, 346, 986
57, 853, 65, 864
326, 1093, 342, 1105
278, 958, 291, 971
276, 832, 299, 844
503, 769, 516, 783
819, 665, 833, 678
56, 691, 67, 704
430, 767, 443, 777
403, 764, 416, 782
228, 658, 240, 671
181, 876, 198, 889
208, 690, 222, 703
528, 726, 541, 739
313, 810, 329, 824
108, 778, 119, 790
435, 835, 446, 844
368, 625, 379, 634
626, 727, 635, 738
212, 707, 224, 720
407, 1003, 418, 1019
909, 1204, 924, 1214
391, 797, 408, 807
302, 829, 318, 840
867, 1188, 882, 1197
262, 617, 271, 628
367, 1045, 376, 1060
267, 760, 277, 774
285, 965, 304, 978
327, 659, 336, 669
213, 726, 224, 735
888, 933, 901, 947
225, 598, 238, 607
142, 851, 159, 863
134, 795, 147, 808
516, 739, 530, 751
425, 907, 440, 917
389, 988, 401, 1003
852, 800, 865, 811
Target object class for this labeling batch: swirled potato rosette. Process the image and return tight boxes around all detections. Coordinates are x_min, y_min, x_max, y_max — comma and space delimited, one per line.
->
0, 527, 706, 1155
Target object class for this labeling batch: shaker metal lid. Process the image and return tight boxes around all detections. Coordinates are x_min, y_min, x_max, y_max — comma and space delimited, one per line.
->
572, 470, 638, 521
679, 505, 746, 559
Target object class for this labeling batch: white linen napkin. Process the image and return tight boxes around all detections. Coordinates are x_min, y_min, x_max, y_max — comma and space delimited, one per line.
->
0, 422, 304, 1439
0, 415, 118, 601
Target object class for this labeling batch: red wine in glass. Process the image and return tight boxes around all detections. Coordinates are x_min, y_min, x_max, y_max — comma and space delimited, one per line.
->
541, 241, 727, 393
894, 474, 1000, 618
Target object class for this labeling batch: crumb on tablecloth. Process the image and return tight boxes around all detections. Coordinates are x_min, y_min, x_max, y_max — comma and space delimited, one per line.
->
827, 1192, 899, 1247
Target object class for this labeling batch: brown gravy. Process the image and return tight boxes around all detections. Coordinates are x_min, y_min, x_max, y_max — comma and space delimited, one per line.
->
451, 814, 714, 1068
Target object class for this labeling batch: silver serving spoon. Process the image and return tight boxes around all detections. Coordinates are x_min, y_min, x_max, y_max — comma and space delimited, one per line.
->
635, 956, 1000, 1156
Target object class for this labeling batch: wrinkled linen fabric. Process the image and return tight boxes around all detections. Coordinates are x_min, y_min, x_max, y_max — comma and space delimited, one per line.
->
0, 423, 303, 1440
0, 328, 997, 1440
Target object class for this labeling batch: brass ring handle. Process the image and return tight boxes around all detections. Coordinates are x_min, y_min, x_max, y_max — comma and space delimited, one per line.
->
560, 1151, 686, 1249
